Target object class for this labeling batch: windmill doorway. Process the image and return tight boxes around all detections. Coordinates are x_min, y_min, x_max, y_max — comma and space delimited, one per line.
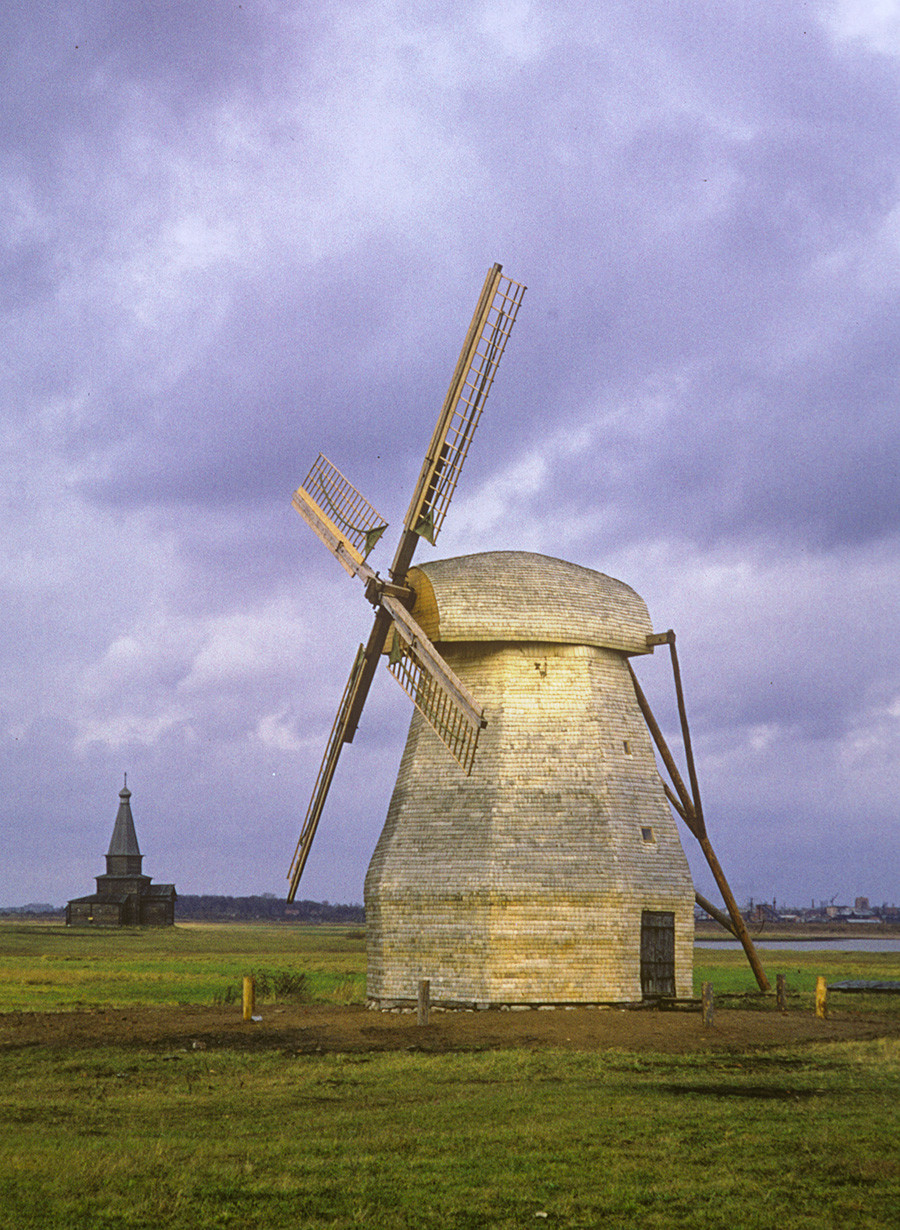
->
640, 910, 676, 998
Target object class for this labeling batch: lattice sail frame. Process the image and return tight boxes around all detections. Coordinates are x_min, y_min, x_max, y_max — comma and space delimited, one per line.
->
386, 634, 482, 775
293, 454, 388, 576
405, 267, 527, 545
379, 591, 485, 773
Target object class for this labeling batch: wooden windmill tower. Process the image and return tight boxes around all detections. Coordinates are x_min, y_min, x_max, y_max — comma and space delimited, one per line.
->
288, 263, 768, 1005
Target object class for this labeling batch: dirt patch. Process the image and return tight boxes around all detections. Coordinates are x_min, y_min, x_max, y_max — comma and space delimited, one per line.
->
2, 1002, 898, 1056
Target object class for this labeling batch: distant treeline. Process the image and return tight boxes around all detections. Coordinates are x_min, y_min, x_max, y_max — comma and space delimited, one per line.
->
174, 895, 365, 923
0, 904, 63, 918
0, 897, 365, 924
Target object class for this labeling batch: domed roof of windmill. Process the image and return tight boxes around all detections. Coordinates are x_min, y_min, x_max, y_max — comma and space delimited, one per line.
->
407, 551, 654, 654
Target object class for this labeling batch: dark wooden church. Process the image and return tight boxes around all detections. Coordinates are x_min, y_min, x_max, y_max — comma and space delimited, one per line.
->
66, 778, 176, 927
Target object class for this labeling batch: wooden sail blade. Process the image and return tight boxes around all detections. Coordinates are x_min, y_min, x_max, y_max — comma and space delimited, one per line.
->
292, 454, 388, 578
340, 604, 394, 745
381, 593, 485, 774
387, 637, 484, 774
287, 645, 366, 901
404, 264, 526, 546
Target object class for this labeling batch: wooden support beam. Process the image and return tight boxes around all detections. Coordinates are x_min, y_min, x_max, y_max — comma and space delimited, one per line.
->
629, 657, 771, 993
696, 832, 771, 992
665, 632, 705, 833
627, 661, 697, 827
695, 891, 738, 938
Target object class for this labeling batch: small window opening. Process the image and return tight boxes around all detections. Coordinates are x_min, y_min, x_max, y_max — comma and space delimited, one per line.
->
641, 826, 655, 843
623, 739, 632, 755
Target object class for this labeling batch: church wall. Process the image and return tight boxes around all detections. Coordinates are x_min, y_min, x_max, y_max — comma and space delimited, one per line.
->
67, 900, 125, 927
140, 898, 175, 926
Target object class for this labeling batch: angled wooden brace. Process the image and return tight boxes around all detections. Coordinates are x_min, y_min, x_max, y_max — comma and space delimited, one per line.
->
631, 637, 770, 993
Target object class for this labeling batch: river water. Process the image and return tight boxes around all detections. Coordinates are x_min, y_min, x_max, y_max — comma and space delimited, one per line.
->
695, 937, 900, 953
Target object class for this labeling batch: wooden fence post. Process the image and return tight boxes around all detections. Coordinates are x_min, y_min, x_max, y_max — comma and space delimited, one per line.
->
417, 979, 430, 1026
815, 976, 827, 1019
701, 981, 714, 1027
243, 975, 256, 1021
776, 973, 787, 1014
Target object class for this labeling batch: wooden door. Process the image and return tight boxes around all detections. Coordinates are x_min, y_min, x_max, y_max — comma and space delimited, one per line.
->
640, 910, 675, 997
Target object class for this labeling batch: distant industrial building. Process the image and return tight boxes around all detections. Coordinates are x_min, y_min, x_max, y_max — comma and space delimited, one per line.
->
66, 779, 175, 926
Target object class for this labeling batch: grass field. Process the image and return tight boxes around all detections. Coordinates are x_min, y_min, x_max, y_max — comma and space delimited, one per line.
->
1, 923, 899, 1228
0, 922, 366, 1012
694, 945, 900, 1017
2, 920, 898, 1014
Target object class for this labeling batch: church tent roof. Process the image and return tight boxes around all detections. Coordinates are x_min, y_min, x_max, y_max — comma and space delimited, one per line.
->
106, 779, 141, 858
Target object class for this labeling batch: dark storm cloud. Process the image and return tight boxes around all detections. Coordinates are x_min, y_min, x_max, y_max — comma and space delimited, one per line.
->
4, 1, 295, 139
73, 236, 436, 513
3, 0, 900, 908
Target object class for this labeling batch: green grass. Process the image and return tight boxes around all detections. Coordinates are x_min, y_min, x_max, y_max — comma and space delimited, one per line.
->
2, 923, 900, 1227
0, 922, 366, 1011
694, 947, 900, 1015
2, 922, 899, 1014
1, 1040, 898, 1228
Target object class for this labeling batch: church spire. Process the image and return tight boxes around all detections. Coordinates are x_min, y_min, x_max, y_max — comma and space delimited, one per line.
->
106, 775, 143, 874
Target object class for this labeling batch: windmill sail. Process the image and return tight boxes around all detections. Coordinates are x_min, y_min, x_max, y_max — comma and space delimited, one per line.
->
381, 593, 485, 773
292, 454, 388, 578
288, 263, 524, 894
405, 265, 526, 545
287, 645, 367, 900
288, 596, 482, 899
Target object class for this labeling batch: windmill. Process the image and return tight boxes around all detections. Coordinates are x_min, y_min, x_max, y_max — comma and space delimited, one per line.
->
287, 264, 526, 894
288, 263, 768, 1005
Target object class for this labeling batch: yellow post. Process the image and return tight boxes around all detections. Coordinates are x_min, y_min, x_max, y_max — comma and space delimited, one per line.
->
815, 976, 827, 1019
243, 975, 256, 1021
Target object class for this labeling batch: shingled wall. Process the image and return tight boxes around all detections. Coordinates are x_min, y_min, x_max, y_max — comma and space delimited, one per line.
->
364, 553, 695, 1006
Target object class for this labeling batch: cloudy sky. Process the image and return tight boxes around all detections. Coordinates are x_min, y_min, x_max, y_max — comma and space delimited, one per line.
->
4, 1, 900, 911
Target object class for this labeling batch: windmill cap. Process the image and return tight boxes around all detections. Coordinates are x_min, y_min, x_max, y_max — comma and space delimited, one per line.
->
407, 551, 654, 654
